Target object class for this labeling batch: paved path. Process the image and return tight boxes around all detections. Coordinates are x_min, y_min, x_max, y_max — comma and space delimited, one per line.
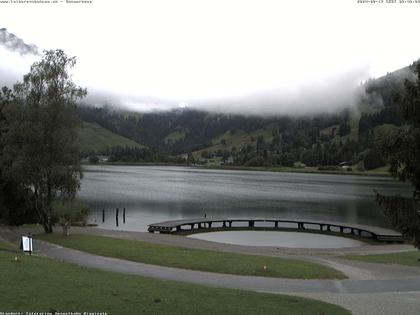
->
3, 226, 420, 315
32, 239, 420, 295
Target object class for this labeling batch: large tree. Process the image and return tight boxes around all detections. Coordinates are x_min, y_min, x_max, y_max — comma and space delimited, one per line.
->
377, 61, 420, 249
1, 49, 86, 233
0, 87, 34, 225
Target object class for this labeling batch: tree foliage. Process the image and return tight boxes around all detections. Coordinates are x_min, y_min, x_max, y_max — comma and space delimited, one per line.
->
0, 87, 36, 225
377, 61, 420, 248
0, 50, 86, 233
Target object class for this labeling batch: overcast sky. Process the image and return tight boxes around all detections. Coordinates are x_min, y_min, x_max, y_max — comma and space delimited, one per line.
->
0, 0, 420, 114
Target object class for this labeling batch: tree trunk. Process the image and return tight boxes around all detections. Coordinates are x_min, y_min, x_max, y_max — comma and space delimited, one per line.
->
43, 204, 54, 234
34, 189, 53, 233
44, 179, 54, 233
42, 222, 53, 234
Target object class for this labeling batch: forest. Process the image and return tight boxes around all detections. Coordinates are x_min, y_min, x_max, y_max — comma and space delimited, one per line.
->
77, 63, 414, 169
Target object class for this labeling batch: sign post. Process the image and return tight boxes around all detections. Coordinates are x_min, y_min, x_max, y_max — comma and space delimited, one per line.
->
20, 233, 33, 255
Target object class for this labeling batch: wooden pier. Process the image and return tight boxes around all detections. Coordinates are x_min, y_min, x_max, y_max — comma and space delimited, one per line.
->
148, 218, 404, 242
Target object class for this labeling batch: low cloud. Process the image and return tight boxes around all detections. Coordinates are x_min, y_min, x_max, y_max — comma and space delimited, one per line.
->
82, 88, 175, 113
2, 60, 412, 117
194, 70, 367, 116
0, 28, 40, 56
357, 66, 416, 110
0, 27, 414, 117
83, 67, 371, 116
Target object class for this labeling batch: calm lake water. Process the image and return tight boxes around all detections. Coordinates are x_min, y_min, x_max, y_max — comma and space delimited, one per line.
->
80, 165, 411, 237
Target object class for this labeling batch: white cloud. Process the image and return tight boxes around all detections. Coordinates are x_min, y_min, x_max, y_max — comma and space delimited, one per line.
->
0, 0, 419, 114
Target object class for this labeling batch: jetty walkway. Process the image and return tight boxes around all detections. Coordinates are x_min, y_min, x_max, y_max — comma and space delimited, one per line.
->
148, 217, 403, 242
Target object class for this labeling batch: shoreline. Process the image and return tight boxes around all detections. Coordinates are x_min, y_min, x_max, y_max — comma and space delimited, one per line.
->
82, 162, 391, 177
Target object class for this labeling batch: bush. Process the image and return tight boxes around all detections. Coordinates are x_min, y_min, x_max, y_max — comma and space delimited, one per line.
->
244, 156, 267, 167
52, 200, 90, 226
88, 155, 99, 164
317, 165, 339, 171
356, 161, 366, 172
293, 162, 306, 168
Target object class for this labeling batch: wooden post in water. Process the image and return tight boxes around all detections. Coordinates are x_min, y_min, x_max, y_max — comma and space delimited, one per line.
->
116, 208, 119, 227
102, 209, 105, 223
123, 208, 126, 223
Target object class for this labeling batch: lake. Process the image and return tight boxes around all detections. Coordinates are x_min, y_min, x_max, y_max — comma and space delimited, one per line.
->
80, 165, 411, 235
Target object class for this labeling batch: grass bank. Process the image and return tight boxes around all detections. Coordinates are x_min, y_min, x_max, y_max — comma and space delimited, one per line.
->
343, 251, 420, 267
0, 240, 15, 250
0, 245, 350, 315
38, 234, 345, 279
202, 165, 390, 177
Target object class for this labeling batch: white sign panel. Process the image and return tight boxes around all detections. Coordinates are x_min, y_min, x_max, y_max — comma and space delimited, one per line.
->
21, 236, 33, 252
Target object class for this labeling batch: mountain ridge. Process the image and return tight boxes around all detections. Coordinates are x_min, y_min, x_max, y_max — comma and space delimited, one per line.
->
77, 61, 418, 169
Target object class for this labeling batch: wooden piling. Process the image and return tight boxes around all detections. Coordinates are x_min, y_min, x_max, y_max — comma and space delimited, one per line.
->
116, 208, 119, 227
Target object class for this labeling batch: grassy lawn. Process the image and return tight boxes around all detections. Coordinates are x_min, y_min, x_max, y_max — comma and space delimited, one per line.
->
343, 251, 420, 267
38, 234, 345, 279
0, 240, 15, 250
77, 121, 144, 153
163, 129, 188, 144
0, 248, 350, 315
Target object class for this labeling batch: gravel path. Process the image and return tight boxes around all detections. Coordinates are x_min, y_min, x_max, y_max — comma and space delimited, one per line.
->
23, 225, 420, 281
293, 292, 420, 315
3, 225, 420, 315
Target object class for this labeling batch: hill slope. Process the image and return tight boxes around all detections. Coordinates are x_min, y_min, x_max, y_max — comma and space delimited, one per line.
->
77, 121, 144, 154
77, 60, 419, 167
